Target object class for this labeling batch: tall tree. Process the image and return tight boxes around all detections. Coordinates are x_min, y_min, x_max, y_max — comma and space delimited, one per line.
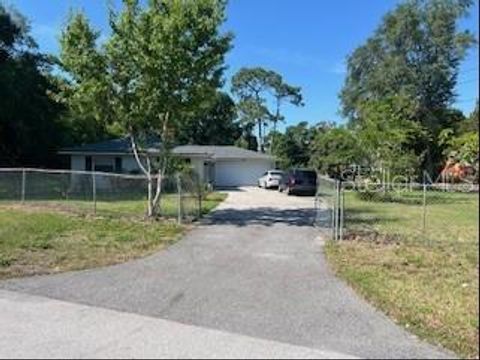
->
177, 92, 241, 145
268, 74, 303, 153
105, 0, 232, 217
231, 67, 273, 152
58, 11, 113, 144
231, 67, 303, 153
340, 0, 476, 173
355, 97, 428, 179
234, 122, 258, 151
0, 4, 65, 167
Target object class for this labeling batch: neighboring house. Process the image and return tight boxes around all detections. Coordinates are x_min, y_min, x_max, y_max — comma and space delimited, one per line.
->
59, 138, 274, 187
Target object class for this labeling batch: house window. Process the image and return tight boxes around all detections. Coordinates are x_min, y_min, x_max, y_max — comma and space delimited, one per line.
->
115, 157, 123, 173
94, 157, 114, 173
85, 156, 92, 171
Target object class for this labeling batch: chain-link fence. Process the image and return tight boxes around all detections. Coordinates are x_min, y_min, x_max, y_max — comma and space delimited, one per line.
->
342, 182, 479, 247
0, 168, 205, 223
316, 177, 479, 249
314, 175, 343, 240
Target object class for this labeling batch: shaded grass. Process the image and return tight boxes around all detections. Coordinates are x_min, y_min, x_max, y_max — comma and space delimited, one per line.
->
0, 192, 227, 280
325, 191, 479, 358
201, 192, 228, 214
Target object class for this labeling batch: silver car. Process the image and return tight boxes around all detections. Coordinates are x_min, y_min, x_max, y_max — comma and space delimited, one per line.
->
258, 170, 284, 189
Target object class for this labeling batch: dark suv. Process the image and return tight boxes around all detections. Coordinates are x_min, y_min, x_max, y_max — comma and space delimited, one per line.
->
278, 169, 317, 196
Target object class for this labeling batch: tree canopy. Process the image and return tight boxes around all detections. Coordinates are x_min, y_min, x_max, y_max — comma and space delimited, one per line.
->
58, 11, 113, 144
0, 4, 65, 167
231, 67, 302, 152
340, 0, 476, 174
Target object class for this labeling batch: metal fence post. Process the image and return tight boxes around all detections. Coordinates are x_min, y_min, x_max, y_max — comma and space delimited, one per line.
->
176, 173, 182, 224
331, 181, 336, 240
334, 180, 340, 241
92, 171, 97, 215
339, 184, 345, 241
21, 168, 26, 203
197, 182, 202, 219
422, 182, 427, 244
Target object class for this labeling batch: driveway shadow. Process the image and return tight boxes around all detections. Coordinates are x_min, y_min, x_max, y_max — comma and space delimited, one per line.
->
202, 207, 316, 227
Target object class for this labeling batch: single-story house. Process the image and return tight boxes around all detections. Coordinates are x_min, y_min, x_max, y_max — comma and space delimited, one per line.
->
59, 138, 275, 187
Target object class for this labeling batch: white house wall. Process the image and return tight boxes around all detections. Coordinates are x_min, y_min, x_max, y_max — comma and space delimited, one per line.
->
190, 158, 205, 182
71, 155, 85, 171
68, 154, 274, 187
214, 159, 273, 187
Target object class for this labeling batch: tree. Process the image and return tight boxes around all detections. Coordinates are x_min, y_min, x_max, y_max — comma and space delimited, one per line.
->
176, 92, 241, 145
58, 11, 113, 144
231, 67, 273, 152
309, 127, 365, 178
459, 100, 479, 133
439, 101, 479, 181
340, 0, 476, 173
0, 4, 65, 167
270, 121, 316, 169
268, 74, 303, 153
235, 96, 271, 151
105, 0, 232, 217
355, 98, 427, 179
234, 123, 258, 151
231, 67, 303, 153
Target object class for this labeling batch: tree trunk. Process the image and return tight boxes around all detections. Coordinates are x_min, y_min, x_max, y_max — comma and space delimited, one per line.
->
271, 119, 277, 154
130, 113, 170, 218
151, 112, 171, 215
257, 118, 263, 152
131, 134, 154, 217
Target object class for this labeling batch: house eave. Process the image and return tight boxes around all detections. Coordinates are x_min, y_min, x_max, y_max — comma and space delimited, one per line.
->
58, 150, 161, 156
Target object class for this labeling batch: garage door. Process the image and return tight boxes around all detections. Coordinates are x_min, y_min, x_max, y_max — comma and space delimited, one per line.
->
215, 159, 272, 187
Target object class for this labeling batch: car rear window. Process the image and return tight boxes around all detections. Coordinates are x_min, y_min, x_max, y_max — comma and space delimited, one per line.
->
296, 170, 317, 180
269, 171, 283, 176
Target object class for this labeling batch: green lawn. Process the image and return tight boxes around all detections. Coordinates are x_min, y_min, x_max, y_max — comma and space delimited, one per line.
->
325, 191, 479, 358
0, 192, 226, 280
0, 192, 227, 219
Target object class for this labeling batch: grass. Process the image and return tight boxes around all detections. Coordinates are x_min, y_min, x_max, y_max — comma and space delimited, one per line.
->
345, 191, 479, 245
0, 192, 226, 280
0, 192, 227, 219
325, 190, 479, 358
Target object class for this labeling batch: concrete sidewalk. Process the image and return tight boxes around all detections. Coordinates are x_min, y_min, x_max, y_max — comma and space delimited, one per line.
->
0, 290, 355, 359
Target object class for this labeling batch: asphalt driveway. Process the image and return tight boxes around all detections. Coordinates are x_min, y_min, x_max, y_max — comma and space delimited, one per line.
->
0, 187, 451, 359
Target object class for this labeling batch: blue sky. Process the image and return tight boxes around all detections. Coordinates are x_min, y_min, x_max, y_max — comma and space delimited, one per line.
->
8, 0, 480, 131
